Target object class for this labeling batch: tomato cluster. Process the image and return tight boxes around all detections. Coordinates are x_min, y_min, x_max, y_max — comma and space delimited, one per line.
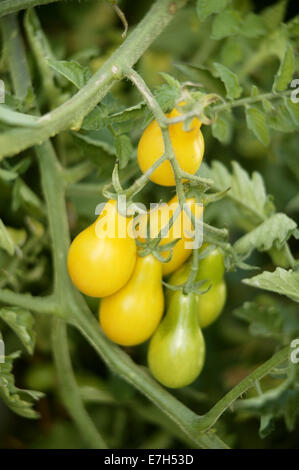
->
67, 105, 226, 388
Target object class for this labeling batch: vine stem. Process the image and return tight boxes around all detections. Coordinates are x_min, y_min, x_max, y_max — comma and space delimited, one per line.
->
0, 0, 189, 159
166, 90, 293, 124
17, 1, 228, 449
0, 0, 62, 17
52, 317, 108, 449
0, 290, 56, 314
1, 12, 107, 449
195, 345, 290, 432
72, 306, 229, 449
124, 67, 186, 206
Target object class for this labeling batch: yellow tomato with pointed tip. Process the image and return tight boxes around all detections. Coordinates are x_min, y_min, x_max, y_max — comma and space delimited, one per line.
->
137, 104, 204, 186
99, 255, 164, 346
136, 194, 203, 276
67, 200, 136, 298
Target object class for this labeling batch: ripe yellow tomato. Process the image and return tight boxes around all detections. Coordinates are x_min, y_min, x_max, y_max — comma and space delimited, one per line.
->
136, 194, 203, 276
137, 105, 204, 186
99, 255, 164, 346
67, 200, 136, 298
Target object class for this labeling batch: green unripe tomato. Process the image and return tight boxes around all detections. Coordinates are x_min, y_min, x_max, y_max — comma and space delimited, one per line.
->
198, 280, 226, 328
196, 243, 225, 287
148, 291, 205, 388
168, 244, 226, 328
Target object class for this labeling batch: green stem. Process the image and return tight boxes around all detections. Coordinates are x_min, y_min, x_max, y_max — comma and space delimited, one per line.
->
196, 346, 290, 432
166, 90, 292, 124
63, 161, 96, 186
124, 67, 186, 205
0, 0, 189, 159
72, 306, 228, 449
0, 14, 31, 99
0, 289, 56, 314
0, 0, 62, 17
214, 90, 292, 113
52, 318, 108, 449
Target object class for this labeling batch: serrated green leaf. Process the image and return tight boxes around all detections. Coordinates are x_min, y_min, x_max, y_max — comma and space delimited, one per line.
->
287, 14, 299, 37
262, 0, 287, 31
213, 62, 242, 99
196, 0, 229, 21
211, 10, 241, 40
245, 106, 270, 146
220, 37, 243, 68
74, 130, 115, 155
241, 13, 266, 38
12, 179, 45, 219
234, 213, 297, 256
235, 364, 299, 437
0, 168, 18, 181
262, 99, 274, 113
48, 59, 92, 89
114, 134, 133, 170
0, 352, 43, 419
267, 102, 296, 133
243, 268, 299, 302
234, 300, 283, 339
211, 111, 232, 144
285, 98, 299, 125
107, 102, 146, 125
0, 219, 15, 255
159, 72, 180, 89
199, 160, 272, 224
154, 84, 181, 113
0, 307, 36, 355
273, 44, 295, 92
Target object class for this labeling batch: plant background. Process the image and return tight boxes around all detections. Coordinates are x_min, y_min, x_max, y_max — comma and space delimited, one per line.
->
0, 0, 298, 449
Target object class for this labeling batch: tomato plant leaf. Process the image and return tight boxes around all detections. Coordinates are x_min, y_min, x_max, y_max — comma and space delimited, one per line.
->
196, 0, 229, 21
0, 350, 43, 419
273, 44, 295, 92
114, 134, 133, 169
47, 59, 92, 89
261, 0, 287, 31
0, 307, 36, 355
241, 13, 266, 38
211, 10, 241, 40
0, 219, 15, 256
243, 268, 299, 303
211, 110, 232, 144
74, 130, 115, 155
234, 300, 283, 340
234, 213, 297, 256
213, 62, 242, 99
12, 179, 45, 219
245, 106, 270, 146
199, 161, 273, 224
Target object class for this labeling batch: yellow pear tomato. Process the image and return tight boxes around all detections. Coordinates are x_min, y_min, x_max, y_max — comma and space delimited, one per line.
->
67, 200, 136, 298
137, 104, 204, 186
99, 254, 164, 346
136, 194, 203, 276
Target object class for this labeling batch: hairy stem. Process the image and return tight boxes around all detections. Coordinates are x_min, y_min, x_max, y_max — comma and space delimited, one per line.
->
52, 318, 108, 449
196, 346, 290, 432
0, 0, 189, 159
0, 0, 62, 17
